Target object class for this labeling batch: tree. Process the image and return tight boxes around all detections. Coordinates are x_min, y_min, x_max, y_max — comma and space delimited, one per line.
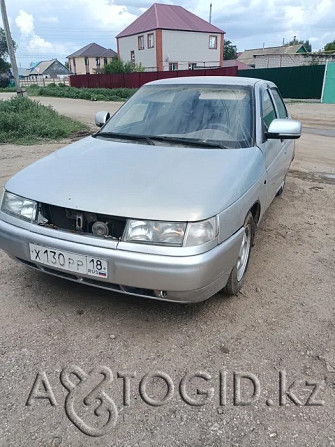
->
324, 40, 335, 52
285, 37, 312, 52
0, 27, 16, 72
224, 40, 237, 60
104, 57, 145, 74
0, 57, 10, 73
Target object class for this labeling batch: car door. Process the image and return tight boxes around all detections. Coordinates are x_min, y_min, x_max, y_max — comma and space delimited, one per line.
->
270, 86, 295, 175
257, 86, 288, 207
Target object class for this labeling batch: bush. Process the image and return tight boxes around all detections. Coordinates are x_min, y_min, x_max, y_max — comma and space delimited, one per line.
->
0, 85, 16, 92
26, 85, 137, 101
0, 96, 86, 145
104, 57, 144, 74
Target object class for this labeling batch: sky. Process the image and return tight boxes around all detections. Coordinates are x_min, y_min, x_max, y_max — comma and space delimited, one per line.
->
1, 0, 335, 68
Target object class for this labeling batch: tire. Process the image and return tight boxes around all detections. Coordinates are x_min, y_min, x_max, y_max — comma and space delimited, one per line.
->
224, 212, 255, 295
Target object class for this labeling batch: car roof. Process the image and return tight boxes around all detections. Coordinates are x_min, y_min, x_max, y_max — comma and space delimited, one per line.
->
145, 76, 272, 88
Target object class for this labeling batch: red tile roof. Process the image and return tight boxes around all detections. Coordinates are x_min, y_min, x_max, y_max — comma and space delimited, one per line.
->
116, 3, 224, 38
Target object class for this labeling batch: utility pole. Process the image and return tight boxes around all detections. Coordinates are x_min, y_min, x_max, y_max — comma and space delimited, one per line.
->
0, 0, 23, 95
209, 3, 212, 23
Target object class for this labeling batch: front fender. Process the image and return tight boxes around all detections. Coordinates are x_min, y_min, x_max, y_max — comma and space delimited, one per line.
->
217, 169, 267, 243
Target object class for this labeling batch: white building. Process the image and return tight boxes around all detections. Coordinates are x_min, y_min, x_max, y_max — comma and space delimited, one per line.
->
253, 52, 335, 69
116, 3, 225, 72
237, 45, 308, 69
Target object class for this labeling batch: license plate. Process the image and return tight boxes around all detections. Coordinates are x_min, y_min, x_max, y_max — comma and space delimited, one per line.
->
29, 244, 108, 278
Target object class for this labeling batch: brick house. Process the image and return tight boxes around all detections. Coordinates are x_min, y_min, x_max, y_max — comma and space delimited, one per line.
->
116, 3, 225, 71
237, 44, 308, 69
67, 43, 117, 75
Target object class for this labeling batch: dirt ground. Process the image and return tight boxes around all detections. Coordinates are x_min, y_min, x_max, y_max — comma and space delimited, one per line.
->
0, 94, 335, 446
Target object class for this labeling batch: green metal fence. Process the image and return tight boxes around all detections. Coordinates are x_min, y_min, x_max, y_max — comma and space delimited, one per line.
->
238, 65, 326, 99
321, 62, 335, 103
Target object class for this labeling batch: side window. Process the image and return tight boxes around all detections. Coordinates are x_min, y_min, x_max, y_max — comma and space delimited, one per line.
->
262, 90, 276, 129
271, 88, 288, 119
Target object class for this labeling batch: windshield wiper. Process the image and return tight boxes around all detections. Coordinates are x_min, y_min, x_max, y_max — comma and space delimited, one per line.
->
94, 132, 227, 149
147, 135, 227, 149
94, 132, 155, 145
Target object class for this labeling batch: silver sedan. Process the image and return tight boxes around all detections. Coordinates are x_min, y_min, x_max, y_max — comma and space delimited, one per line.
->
0, 77, 301, 303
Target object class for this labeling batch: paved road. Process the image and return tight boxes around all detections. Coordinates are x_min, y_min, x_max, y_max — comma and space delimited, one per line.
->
0, 95, 335, 446
303, 127, 335, 137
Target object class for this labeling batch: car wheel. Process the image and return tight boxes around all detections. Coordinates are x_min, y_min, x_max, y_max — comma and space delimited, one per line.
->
224, 212, 255, 295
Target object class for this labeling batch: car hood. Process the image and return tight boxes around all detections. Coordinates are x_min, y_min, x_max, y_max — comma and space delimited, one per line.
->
6, 136, 265, 221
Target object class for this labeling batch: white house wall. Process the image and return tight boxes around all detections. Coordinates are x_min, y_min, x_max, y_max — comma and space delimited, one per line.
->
161, 30, 221, 70
118, 29, 222, 72
118, 34, 157, 70
254, 53, 335, 69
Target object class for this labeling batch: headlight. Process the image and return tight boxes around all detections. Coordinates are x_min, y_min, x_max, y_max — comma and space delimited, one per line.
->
123, 217, 218, 247
124, 220, 186, 246
1, 191, 37, 222
184, 217, 217, 247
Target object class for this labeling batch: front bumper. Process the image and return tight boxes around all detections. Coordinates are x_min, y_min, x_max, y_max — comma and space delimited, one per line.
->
0, 217, 244, 303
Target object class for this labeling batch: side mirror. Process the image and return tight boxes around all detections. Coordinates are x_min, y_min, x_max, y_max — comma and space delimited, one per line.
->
266, 119, 302, 140
95, 111, 110, 128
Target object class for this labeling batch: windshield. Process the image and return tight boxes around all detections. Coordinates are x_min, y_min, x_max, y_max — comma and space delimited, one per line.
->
99, 84, 254, 149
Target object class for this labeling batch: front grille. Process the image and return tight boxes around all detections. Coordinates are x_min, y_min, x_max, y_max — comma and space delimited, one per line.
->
38, 203, 126, 240
121, 286, 156, 297
16, 257, 157, 298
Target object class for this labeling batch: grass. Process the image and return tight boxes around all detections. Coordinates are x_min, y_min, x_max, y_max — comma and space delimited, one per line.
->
0, 96, 87, 145
27, 84, 137, 101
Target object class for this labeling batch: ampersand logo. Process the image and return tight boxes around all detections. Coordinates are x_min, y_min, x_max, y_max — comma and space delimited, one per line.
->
60, 365, 118, 437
